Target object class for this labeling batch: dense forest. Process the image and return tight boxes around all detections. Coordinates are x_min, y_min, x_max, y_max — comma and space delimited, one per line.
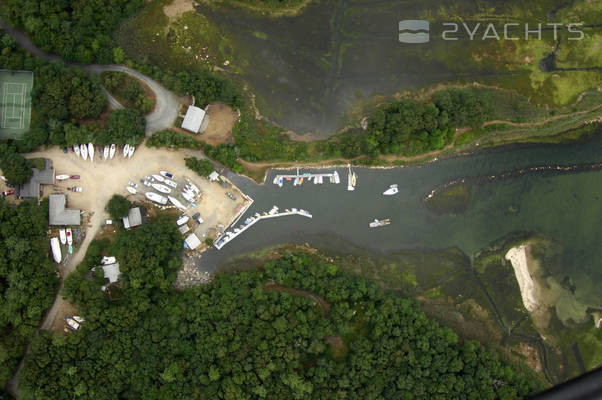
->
0, 199, 58, 386
146, 130, 203, 150
1, 0, 143, 63
185, 157, 215, 178
20, 217, 542, 399
101, 71, 153, 114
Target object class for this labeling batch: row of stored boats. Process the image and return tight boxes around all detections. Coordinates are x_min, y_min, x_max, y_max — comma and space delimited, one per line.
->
73, 143, 136, 161
50, 228, 74, 264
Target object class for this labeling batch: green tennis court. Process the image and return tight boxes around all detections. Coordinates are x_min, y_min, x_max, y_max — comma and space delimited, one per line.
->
0, 69, 33, 139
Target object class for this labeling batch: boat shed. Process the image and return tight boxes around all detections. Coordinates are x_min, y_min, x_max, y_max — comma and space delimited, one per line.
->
184, 233, 201, 250
122, 207, 147, 229
181, 105, 206, 134
17, 159, 55, 199
101, 263, 121, 284
48, 194, 81, 226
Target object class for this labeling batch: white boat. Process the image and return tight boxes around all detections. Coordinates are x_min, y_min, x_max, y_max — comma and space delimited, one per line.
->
101, 256, 116, 265
369, 218, 390, 228
80, 144, 88, 161
123, 144, 129, 157
383, 184, 399, 196
347, 165, 355, 191
160, 171, 174, 179
273, 176, 279, 185
50, 237, 62, 264
314, 176, 319, 185
278, 177, 283, 187
59, 229, 67, 245
65, 317, 80, 331
176, 215, 189, 226
56, 174, 69, 181
103, 146, 109, 160
168, 196, 186, 210
109, 144, 116, 159
152, 174, 165, 182
73, 145, 80, 158
151, 183, 171, 194
293, 177, 300, 186
127, 146, 135, 158
164, 179, 177, 188
88, 143, 94, 162
187, 182, 200, 194
72, 316, 85, 324
181, 191, 195, 203
333, 171, 340, 184
145, 192, 167, 205
126, 186, 137, 195
66, 228, 73, 246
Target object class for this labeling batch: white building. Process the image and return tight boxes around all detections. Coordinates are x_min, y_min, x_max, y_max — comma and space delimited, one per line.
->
184, 233, 201, 250
181, 105, 208, 134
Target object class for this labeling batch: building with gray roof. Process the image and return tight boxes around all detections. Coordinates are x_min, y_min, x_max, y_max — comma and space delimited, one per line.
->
17, 159, 54, 199
48, 194, 81, 226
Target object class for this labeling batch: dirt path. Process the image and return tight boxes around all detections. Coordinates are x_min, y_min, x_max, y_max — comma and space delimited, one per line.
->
482, 103, 602, 128
265, 280, 330, 317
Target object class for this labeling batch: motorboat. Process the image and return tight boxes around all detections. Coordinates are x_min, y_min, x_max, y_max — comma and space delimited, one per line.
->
369, 219, 390, 228
151, 183, 171, 194
103, 146, 109, 160
164, 179, 177, 188
187, 182, 200, 194
59, 229, 67, 245
65, 317, 80, 331
176, 215, 189, 226
145, 192, 167, 205
101, 256, 116, 265
109, 144, 116, 159
126, 186, 137, 195
169, 196, 186, 210
66, 228, 73, 246
383, 184, 399, 196
347, 165, 355, 191
73, 145, 80, 158
80, 144, 88, 161
88, 143, 94, 162
160, 171, 174, 179
56, 174, 69, 181
152, 174, 165, 182
333, 171, 340, 184
181, 191, 195, 203
278, 177, 283, 187
50, 237, 62, 264
123, 144, 130, 157
127, 145, 135, 158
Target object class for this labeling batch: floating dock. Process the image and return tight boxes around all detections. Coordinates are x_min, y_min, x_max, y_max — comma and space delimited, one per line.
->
214, 206, 312, 250
273, 168, 340, 187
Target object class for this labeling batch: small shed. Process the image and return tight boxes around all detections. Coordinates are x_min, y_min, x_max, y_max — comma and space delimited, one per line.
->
184, 233, 201, 250
122, 207, 147, 229
48, 194, 81, 226
181, 106, 206, 134
208, 171, 219, 181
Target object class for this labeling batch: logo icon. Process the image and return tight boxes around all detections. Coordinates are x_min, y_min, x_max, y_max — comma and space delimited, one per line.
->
399, 20, 430, 43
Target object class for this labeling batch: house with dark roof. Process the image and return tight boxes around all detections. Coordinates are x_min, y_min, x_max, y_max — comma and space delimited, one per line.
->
122, 206, 147, 229
17, 159, 55, 199
48, 194, 81, 226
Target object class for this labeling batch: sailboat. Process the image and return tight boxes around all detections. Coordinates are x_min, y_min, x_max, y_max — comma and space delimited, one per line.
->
73, 145, 80, 158
80, 144, 88, 161
169, 196, 187, 211
383, 184, 399, 195
88, 143, 94, 162
59, 229, 67, 245
128, 146, 135, 158
151, 183, 171, 194
347, 165, 356, 191
109, 144, 116, 159
123, 144, 130, 157
103, 146, 109, 160
50, 238, 62, 264
145, 191, 167, 205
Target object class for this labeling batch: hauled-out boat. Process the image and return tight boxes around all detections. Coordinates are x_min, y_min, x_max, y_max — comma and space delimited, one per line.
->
66, 228, 73, 246
152, 174, 165, 182
56, 174, 69, 181
127, 146, 135, 158
73, 145, 80, 158
369, 219, 390, 228
59, 229, 67, 245
187, 182, 200, 194
88, 143, 94, 162
160, 171, 174, 179
80, 144, 88, 161
151, 183, 171, 194
123, 144, 129, 157
164, 179, 177, 188
126, 186, 137, 195
50, 237, 62, 263
65, 317, 80, 331
145, 191, 167, 205
168, 196, 186, 210
383, 184, 399, 196
181, 191, 195, 203
109, 144, 116, 159
176, 215, 189, 226
103, 146, 109, 160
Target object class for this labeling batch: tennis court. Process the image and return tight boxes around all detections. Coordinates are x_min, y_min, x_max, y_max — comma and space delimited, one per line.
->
0, 70, 33, 139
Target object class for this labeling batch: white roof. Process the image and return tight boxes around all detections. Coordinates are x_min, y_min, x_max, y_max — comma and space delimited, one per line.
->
181, 106, 206, 133
185, 233, 201, 250
209, 171, 219, 181
101, 263, 121, 283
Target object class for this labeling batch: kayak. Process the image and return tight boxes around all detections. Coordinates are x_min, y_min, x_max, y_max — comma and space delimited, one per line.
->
127, 146, 135, 158
73, 145, 80, 158
103, 146, 109, 160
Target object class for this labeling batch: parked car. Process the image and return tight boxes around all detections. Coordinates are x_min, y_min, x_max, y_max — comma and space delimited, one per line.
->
192, 212, 203, 224
2, 189, 15, 196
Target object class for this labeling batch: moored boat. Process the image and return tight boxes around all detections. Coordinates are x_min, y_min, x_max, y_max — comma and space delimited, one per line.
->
66, 228, 73, 246
103, 146, 109, 160
73, 145, 80, 158
59, 229, 67, 245
88, 143, 94, 162
151, 183, 172, 194
80, 144, 88, 161
369, 218, 390, 228
109, 144, 116, 159
50, 237, 62, 263
383, 184, 399, 196
145, 191, 167, 205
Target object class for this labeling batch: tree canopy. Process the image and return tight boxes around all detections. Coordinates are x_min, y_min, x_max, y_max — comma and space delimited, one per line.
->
106, 195, 131, 221
20, 219, 542, 399
185, 157, 214, 177
0, 152, 32, 185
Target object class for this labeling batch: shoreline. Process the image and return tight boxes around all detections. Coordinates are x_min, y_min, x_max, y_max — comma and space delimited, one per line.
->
505, 245, 539, 313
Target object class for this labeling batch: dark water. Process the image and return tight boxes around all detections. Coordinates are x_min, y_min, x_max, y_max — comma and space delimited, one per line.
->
202, 138, 602, 310
198, 0, 561, 135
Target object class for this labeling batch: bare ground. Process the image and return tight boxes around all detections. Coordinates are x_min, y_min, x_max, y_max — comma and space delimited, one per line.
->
202, 102, 238, 145
163, 0, 196, 19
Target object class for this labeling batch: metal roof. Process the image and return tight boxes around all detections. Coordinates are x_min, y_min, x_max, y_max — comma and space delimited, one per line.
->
101, 263, 120, 283
181, 106, 206, 133
122, 207, 147, 229
48, 194, 81, 226
17, 159, 54, 199
185, 233, 201, 250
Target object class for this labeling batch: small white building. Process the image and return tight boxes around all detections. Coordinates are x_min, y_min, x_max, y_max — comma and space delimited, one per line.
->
184, 233, 201, 250
181, 105, 207, 134
208, 171, 220, 182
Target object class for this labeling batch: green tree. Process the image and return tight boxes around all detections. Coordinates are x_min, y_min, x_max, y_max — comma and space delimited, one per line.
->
0, 152, 32, 184
106, 195, 131, 220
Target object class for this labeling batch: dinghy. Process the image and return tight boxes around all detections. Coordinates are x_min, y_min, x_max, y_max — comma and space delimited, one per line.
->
88, 143, 94, 162
80, 144, 88, 161
126, 186, 137, 195
66, 228, 73, 246
56, 174, 69, 180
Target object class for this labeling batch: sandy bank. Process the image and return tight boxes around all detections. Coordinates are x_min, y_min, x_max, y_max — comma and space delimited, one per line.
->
505, 245, 539, 312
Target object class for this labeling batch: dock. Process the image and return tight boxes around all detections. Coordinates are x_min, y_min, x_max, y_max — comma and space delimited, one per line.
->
273, 167, 340, 187
214, 206, 312, 250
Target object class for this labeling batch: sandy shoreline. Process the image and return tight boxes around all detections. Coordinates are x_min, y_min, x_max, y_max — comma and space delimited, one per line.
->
505, 245, 539, 312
